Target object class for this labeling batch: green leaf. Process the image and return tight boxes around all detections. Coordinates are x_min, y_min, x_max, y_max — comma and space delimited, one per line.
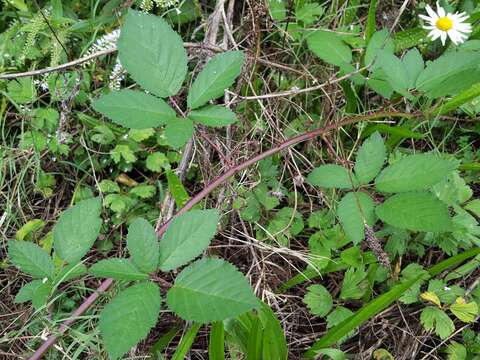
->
129, 184, 156, 199
8, 240, 54, 278
32, 282, 52, 310
420, 306, 455, 340
158, 209, 219, 271
376, 50, 409, 95
127, 218, 159, 273
304, 249, 480, 357
365, 0, 379, 43
449, 298, 478, 323
187, 51, 244, 109
465, 199, 480, 217
416, 51, 480, 99
258, 302, 288, 360
15, 219, 45, 241
303, 285, 333, 317
374, 154, 457, 193
307, 165, 357, 189
53, 197, 102, 263
167, 258, 258, 323
92, 90, 176, 129
433, 83, 480, 116
402, 48, 424, 88
90, 259, 149, 281
446, 341, 467, 360
354, 131, 386, 184
118, 10, 187, 97
267, 0, 287, 20
166, 170, 190, 209
376, 192, 452, 232
165, 118, 194, 149
307, 30, 352, 67
99, 282, 161, 360
15, 279, 43, 303
364, 29, 395, 66
340, 268, 368, 300
54, 263, 88, 284
337, 192, 375, 244
189, 105, 237, 127
315, 348, 346, 360
146, 152, 170, 173
295, 2, 324, 25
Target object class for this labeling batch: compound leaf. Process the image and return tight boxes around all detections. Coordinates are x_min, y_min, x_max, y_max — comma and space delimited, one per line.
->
89, 259, 149, 281
8, 240, 54, 278
127, 218, 159, 273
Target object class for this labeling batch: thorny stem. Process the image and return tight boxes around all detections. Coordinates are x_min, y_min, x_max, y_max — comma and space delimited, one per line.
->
28, 110, 414, 359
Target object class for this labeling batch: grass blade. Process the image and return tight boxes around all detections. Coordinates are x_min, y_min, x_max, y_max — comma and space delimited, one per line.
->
209, 322, 225, 360
304, 248, 480, 358
171, 323, 201, 360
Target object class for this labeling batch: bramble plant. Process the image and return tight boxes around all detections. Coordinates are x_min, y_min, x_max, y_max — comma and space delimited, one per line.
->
3, 0, 480, 359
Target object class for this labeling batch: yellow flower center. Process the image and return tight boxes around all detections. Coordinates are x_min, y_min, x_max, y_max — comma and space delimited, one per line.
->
436, 17, 453, 31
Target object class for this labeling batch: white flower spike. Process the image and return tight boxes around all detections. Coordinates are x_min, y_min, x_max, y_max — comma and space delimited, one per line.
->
419, 2, 472, 45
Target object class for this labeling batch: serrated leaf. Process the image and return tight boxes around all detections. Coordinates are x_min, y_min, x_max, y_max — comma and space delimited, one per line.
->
303, 284, 333, 317
118, 10, 187, 97
340, 268, 368, 300
8, 240, 54, 278
127, 218, 159, 273
187, 51, 244, 109
93, 90, 176, 129
402, 48, 424, 88
376, 192, 452, 232
166, 258, 258, 323
53, 197, 102, 263
159, 209, 219, 271
337, 192, 375, 244
99, 282, 161, 359
15, 279, 43, 303
90, 259, 149, 280
420, 291, 441, 307
375, 154, 457, 193
307, 165, 358, 189
267, 0, 286, 20
189, 105, 237, 127
146, 152, 170, 173
354, 131, 386, 184
416, 51, 480, 99
420, 306, 455, 339
165, 118, 194, 149
54, 263, 88, 284
307, 30, 352, 67
449, 297, 478, 323
364, 29, 395, 67
376, 50, 409, 94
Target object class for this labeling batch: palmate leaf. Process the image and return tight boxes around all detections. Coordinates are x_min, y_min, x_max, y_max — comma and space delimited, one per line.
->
376, 192, 452, 233
158, 209, 219, 271
99, 282, 161, 360
118, 10, 188, 97
374, 153, 457, 193
8, 240, 54, 278
53, 197, 102, 263
420, 306, 455, 340
167, 258, 258, 323
187, 51, 245, 109
303, 285, 333, 317
127, 218, 159, 273
92, 89, 176, 129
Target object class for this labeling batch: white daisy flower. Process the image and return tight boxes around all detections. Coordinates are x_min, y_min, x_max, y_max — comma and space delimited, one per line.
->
419, 2, 472, 45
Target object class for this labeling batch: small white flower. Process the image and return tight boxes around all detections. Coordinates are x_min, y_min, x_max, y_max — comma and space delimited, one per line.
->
419, 2, 472, 45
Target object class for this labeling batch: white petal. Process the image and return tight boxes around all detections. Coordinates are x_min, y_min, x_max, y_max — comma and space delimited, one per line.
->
419, 14, 434, 22
429, 29, 442, 41
437, 2, 446, 17
440, 31, 448, 45
425, 4, 439, 20
423, 25, 437, 30
447, 30, 459, 45
455, 23, 472, 32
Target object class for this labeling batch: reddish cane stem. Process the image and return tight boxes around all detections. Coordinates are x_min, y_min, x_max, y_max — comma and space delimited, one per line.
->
29, 111, 412, 359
